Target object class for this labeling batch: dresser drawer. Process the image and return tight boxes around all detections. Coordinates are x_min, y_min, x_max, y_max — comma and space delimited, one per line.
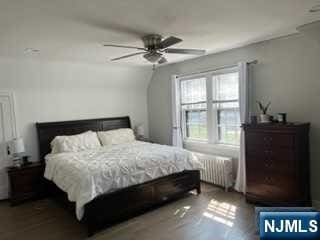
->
246, 132, 295, 148
247, 172, 298, 201
264, 149, 296, 174
246, 150, 267, 171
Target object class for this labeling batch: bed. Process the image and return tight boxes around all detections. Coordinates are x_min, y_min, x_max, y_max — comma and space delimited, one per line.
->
36, 116, 201, 236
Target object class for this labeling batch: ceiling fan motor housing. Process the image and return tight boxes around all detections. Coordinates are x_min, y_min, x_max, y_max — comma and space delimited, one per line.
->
142, 34, 162, 50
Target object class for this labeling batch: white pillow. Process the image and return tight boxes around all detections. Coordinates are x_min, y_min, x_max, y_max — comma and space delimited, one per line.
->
51, 131, 101, 153
97, 128, 135, 146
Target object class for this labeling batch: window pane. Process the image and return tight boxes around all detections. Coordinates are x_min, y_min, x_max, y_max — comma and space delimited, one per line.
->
181, 78, 206, 104
218, 125, 240, 145
217, 108, 240, 145
186, 110, 207, 140
213, 72, 239, 101
217, 108, 240, 126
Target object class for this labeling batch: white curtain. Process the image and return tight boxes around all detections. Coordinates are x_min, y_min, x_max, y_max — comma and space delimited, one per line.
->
171, 75, 183, 147
234, 62, 250, 193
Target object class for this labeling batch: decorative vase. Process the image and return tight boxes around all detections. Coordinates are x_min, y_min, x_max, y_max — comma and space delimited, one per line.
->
260, 114, 270, 123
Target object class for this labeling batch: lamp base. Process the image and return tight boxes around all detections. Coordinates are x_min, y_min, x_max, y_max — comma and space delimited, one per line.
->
12, 155, 31, 168
22, 156, 31, 166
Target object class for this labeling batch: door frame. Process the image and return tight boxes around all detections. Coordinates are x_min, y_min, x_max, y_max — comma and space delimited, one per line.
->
0, 92, 17, 199
0, 92, 18, 139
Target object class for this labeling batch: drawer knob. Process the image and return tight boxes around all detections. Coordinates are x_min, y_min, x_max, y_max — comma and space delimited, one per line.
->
265, 150, 273, 155
264, 177, 273, 183
263, 137, 273, 142
265, 162, 273, 168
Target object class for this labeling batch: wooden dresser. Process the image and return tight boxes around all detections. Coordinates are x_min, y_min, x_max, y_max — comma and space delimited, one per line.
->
243, 123, 310, 206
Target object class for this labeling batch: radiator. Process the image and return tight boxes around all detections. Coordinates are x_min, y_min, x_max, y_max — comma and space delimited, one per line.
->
195, 152, 233, 191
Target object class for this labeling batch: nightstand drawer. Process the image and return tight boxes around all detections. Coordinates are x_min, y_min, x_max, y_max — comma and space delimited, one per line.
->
11, 171, 43, 193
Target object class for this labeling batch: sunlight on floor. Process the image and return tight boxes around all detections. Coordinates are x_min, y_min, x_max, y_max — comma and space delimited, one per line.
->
174, 205, 192, 218
203, 212, 234, 227
202, 199, 237, 227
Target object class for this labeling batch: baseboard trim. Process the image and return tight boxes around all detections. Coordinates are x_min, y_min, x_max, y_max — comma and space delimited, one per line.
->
312, 200, 320, 210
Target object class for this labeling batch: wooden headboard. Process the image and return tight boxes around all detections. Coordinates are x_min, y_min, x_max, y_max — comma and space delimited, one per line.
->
36, 116, 131, 162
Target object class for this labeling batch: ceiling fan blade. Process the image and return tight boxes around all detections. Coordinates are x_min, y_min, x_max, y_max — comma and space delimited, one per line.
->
104, 44, 146, 51
158, 57, 168, 64
159, 36, 182, 49
74, 16, 147, 37
111, 52, 146, 61
165, 48, 206, 55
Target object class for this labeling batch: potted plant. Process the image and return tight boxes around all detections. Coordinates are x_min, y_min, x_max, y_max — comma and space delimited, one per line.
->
257, 101, 271, 123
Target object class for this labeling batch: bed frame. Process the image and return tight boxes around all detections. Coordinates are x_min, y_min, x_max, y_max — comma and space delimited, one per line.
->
36, 116, 201, 236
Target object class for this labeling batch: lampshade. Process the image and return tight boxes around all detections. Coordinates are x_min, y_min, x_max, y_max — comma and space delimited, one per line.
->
136, 124, 145, 137
10, 138, 25, 155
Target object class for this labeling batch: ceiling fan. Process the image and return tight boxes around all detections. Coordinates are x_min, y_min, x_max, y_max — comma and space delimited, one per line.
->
104, 34, 206, 65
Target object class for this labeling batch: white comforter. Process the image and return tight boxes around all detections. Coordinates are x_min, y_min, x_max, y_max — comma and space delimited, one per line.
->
44, 141, 201, 220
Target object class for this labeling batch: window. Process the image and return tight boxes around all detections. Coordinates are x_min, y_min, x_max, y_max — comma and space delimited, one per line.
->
180, 78, 207, 140
213, 71, 240, 145
179, 67, 240, 146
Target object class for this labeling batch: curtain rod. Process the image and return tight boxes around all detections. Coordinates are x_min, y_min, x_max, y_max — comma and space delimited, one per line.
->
175, 60, 258, 79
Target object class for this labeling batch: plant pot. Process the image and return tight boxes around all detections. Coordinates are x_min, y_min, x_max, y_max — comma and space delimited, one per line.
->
260, 114, 270, 123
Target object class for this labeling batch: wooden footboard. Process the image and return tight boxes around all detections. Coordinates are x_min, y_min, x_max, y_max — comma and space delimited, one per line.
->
36, 117, 201, 237
84, 170, 200, 236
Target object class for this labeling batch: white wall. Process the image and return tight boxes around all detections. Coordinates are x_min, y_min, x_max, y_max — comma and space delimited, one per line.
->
147, 33, 320, 203
0, 57, 152, 162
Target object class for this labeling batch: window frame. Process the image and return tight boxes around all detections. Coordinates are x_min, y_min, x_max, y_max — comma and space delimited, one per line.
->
184, 108, 207, 140
179, 75, 208, 142
179, 66, 240, 146
212, 68, 240, 146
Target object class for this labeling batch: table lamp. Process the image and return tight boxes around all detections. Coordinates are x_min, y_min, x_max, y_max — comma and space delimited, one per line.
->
9, 138, 25, 157
135, 124, 145, 138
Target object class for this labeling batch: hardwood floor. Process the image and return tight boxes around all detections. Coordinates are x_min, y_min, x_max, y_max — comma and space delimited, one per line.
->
0, 183, 258, 240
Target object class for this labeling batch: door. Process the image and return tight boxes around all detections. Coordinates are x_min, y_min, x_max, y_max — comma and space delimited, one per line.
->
0, 93, 17, 199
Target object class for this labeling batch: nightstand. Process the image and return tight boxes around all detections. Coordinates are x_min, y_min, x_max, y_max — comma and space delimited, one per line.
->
7, 162, 46, 206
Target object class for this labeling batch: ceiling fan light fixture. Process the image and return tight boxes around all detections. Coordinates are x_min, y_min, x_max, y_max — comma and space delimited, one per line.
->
104, 34, 205, 65
158, 57, 167, 64
143, 52, 162, 63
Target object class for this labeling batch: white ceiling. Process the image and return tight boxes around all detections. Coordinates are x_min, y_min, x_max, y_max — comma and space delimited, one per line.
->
0, 0, 319, 66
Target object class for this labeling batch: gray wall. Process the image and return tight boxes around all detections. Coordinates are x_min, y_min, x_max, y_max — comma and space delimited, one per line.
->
147, 33, 320, 204
0, 57, 152, 162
